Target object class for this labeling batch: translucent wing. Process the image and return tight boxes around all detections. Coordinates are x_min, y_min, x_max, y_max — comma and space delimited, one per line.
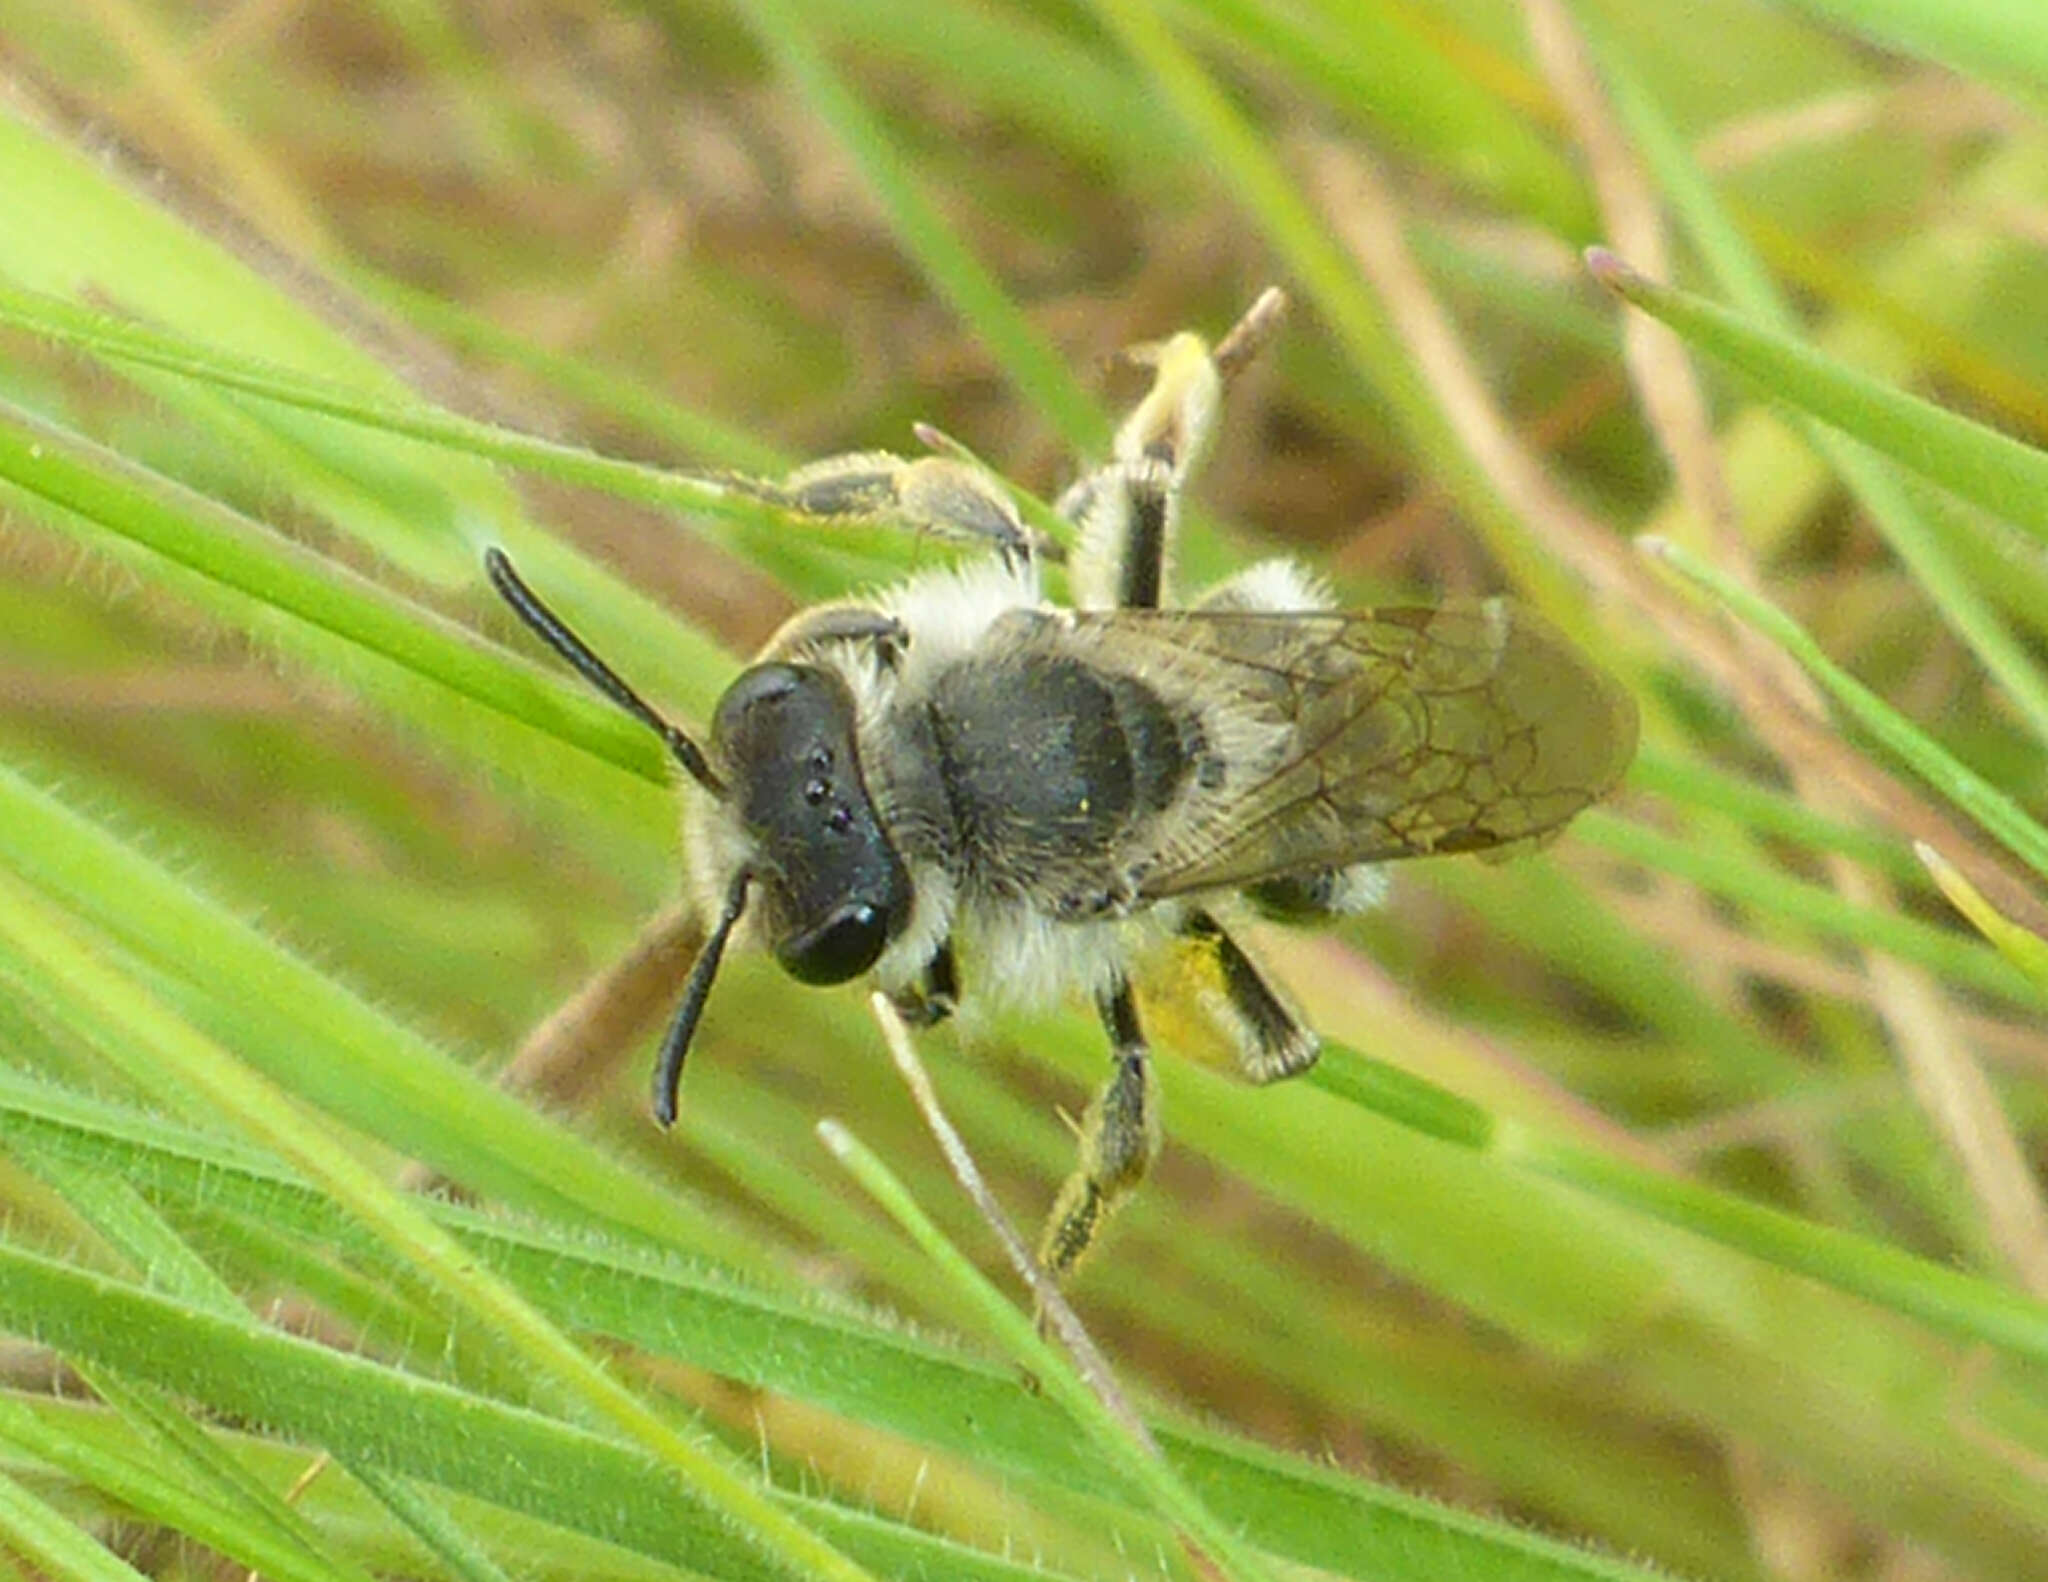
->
1079, 601, 1638, 899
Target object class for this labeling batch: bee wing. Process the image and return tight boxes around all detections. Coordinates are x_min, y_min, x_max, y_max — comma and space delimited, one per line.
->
1074, 601, 1637, 899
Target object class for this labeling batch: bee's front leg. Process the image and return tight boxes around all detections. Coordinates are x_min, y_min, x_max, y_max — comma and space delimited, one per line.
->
888, 940, 958, 1027
737, 452, 1034, 563
1037, 976, 1161, 1278
758, 602, 908, 668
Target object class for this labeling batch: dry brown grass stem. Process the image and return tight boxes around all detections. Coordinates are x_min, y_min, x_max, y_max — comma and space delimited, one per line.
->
1523, 0, 2048, 1297
864, 993, 1159, 1456
1303, 135, 2048, 941
1595, 880, 2048, 1080
1692, 89, 1886, 173
1522, 0, 1746, 577
398, 904, 699, 1193
500, 902, 701, 1108
0, 664, 295, 715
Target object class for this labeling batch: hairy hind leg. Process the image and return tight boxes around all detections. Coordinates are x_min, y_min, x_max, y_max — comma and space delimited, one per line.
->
1061, 291, 1287, 611
1038, 976, 1162, 1277
1176, 909, 1320, 1083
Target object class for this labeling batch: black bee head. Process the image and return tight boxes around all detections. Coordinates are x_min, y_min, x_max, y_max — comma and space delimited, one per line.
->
482, 545, 917, 1126
711, 661, 912, 984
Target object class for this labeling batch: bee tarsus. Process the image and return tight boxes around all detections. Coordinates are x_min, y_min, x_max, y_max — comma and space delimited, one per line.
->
1039, 978, 1160, 1279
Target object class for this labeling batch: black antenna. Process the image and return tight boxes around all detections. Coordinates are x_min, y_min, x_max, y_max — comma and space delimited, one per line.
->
484, 547, 724, 797
652, 868, 751, 1126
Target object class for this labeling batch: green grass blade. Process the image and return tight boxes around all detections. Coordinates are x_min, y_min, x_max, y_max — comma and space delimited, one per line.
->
0, 1396, 369, 1582
0, 278, 801, 543
1576, 809, 2045, 1008
1177, 0, 1597, 239
0, 1069, 1677, 1582
1078, 0, 1591, 629
1589, 250, 2048, 552
21, 1131, 501, 1582
1919, 841, 2048, 993
1290, 1031, 2048, 1369
0, 1459, 155, 1582
1641, 534, 2048, 885
0, 765, 722, 1258
0, 1246, 796, 1582
0, 393, 666, 786
1503, 1126, 2048, 1360
343, 1465, 520, 1582
1569, 10, 2048, 746
720, 0, 1103, 452
1628, 744, 1922, 883
358, 270, 792, 476
0, 106, 516, 588
0, 273, 1013, 613
817, 1116, 1281, 1582
1772, 0, 2048, 111
0, 873, 882, 1582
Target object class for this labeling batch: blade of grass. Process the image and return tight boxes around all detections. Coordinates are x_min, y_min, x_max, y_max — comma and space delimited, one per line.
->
0, 1460, 155, 1582
1012, 1001, 2048, 1382
1587, 249, 2048, 553
0, 873, 884, 1582
1769, 0, 2048, 112
355, 270, 792, 476
1639, 533, 2048, 886
1078, 0, 1592, 632
766, 0, 1178, 180
1575, 808, 2047, 1009
0, 275, 1006, 606
1500, 1121, 2048, 1359
20, 1131, 507, 1582
1919, 841, 2048, 993
1175, 0, 1597, 239
343, 1465, 519, 1582
0, 392, 667, 786
717, 0, 1103, 453
1627, 744, 1922, 885
0, 1069, 1688, 1582
1569, 7, 2048, 747
12, 1157, 372, 1582
0, 766, 733, 1261
0, 278, 804, 540
818, 1118, 1278, 1582
0, 1251, 792, 1582
0, 1397, 375, 1582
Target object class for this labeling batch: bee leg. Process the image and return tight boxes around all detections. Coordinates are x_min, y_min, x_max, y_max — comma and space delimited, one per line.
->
759, 602, 908, 668
1179, 909, 1320, 1083
735, 452, 1034, 563
1064, 453, 1176, 610
889, 941, 959, 1028
1037, 977, 1161, 1278
1062, 328, 1225, 611
1245, 864, 1389, 925
1061, 291, 1289, 610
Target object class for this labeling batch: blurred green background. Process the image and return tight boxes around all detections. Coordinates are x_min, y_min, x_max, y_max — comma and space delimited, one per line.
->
4, 3, 2048, 1581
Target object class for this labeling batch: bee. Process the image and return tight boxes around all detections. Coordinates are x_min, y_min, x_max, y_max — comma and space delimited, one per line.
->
485, 290, 1637, 1277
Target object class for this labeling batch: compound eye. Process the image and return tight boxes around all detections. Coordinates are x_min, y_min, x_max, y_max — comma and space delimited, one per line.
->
776, 902, 890, 985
